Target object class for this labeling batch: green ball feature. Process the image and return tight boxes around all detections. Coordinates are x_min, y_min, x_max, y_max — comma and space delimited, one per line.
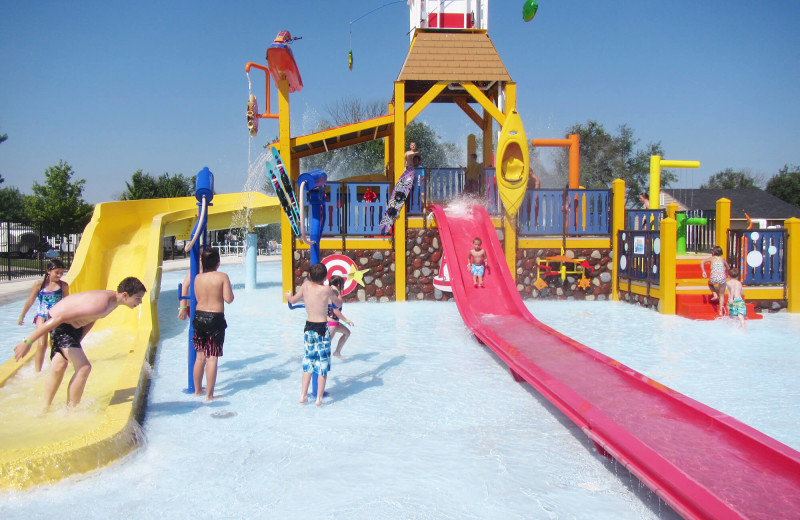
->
523, 0, 538, 22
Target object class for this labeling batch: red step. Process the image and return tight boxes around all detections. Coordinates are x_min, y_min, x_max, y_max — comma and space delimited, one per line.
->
676, 262, 704, 279
676, 294, 762, 321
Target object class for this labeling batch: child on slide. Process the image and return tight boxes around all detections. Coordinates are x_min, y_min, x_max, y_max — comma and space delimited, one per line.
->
18, 259, 69, 372
468, 237, 488, 288
700, 246, 730, 315
327, 276, 354, 360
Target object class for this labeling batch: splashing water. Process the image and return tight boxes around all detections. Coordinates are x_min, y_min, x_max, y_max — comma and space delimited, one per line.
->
443, 193, 488, 218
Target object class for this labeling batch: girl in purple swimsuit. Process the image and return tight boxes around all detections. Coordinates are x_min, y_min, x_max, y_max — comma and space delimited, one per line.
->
18, 259, 70, 372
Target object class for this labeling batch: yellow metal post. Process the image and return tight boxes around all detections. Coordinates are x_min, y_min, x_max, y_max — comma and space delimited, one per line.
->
785, 217, 800, 313
659, 217, 677, 314
278, 76, 293, 298
649, 157, 700, 209
611, 179, 626, 301
667, 202, 678, 220
502, 83, 517, 278
715, 198, 731, 254
393, 81, 407, 302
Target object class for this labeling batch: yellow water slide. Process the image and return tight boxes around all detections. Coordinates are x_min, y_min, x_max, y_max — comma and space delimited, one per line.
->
0, 192, 279, 490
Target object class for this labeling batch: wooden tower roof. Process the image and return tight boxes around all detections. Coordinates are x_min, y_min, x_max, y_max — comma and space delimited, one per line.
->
397, 30, 511, 103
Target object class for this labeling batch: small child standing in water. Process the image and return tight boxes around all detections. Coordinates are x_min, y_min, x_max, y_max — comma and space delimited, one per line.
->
700, 246, 730, 314
327, 276, 354, 360
725, 267, 747, 330
18, 259, 69, 372
468, 237, 488, 288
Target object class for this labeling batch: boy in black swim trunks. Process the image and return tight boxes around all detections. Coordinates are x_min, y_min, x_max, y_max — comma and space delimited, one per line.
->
184, 248, 234, 401
285, 263, 342, 406
14, 277, 146, 411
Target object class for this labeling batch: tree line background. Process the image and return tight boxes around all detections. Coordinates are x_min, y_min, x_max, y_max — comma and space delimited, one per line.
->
2, 102, 799, 238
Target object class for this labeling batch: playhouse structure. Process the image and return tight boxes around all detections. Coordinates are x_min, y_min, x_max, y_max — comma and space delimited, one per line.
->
247, 0, 798, 316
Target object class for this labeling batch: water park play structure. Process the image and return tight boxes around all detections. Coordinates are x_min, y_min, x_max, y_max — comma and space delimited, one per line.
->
3, 1, 800, 517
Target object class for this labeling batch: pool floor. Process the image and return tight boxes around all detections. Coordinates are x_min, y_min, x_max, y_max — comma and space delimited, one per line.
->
2, 261, 798, 519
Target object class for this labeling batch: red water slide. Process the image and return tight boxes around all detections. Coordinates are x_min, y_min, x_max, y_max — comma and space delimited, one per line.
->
431, 203, 800, 520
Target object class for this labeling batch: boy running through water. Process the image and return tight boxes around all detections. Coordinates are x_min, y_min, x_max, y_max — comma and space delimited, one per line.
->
184, 248, 234, 401
13, 277, 146, 411
726, 267, 747, 331
468, 237, 488, 288
285, 263, 342, 406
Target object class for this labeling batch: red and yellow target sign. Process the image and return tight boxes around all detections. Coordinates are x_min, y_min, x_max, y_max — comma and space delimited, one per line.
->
322, 254, 369, 297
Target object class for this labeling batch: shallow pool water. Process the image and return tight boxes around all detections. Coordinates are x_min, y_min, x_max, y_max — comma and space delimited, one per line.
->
1, 261, 798, 519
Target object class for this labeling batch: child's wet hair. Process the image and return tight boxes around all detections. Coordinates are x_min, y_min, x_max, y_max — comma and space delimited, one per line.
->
40, 258, 67, 291
473, 237, 482, 244
201, 248, 221, 271
309, 263, 327, 282
712, 246, 723, 256
728, 267, 740, 279
117, 277, 146, 295
329, 275, 344, 290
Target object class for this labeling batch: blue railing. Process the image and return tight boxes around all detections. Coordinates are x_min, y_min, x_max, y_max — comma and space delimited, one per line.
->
617, 229, 660, 283
627, 210, 664, 231
302, 183, 342, 236
518, 190, 610, 236
408, 168, 427, 214
727, 229, 787, 285
345, 183, 390, 235
411, 168, 500, 215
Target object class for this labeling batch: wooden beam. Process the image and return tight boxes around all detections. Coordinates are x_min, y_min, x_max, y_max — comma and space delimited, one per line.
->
405, 82, 447, 124
455, 97, 483, 127
461, 82, 505, 126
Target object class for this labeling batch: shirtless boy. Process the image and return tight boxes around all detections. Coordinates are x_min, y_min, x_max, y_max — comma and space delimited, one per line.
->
185, 248, 234, 401
285, 263, 342, 406
468, 237, 488, 288
14, 277, 146, 411
725, 267, 747, 330
405, 142, 420, 173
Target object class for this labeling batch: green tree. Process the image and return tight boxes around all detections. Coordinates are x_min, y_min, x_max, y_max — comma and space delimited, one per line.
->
299, 98, 461, 179
26, 160, 94, 234
0, 185, 28, 221
701, 168, 762, 189
405, 120, 460, 168
556, 121, 672, 206
301, 98, 387, 178
155, 172, 195, 198
766, 164, 800, 208
120, 170, 195, 200
120, 170, 159, 200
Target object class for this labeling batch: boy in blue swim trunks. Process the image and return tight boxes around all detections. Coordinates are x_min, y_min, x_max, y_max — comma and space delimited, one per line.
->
285, 263, 342, 406
725, 267, 747, 330
468, 237, 488, 288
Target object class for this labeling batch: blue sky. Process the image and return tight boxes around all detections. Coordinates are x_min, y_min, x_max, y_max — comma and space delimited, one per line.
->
2, 1, 799, 203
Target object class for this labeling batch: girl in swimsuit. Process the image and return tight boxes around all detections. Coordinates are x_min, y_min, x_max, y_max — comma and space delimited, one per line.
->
327, 276, 354, 360
18, 259, 70, 372
700, 246, 730, 314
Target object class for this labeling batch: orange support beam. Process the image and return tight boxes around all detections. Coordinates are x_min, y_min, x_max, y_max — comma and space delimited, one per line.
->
531, 134, 580, 188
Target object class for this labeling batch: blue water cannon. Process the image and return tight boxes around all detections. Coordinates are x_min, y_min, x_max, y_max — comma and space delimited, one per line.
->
181, 166, 215, 393
195, 167, 214, 203
297, 169, 327, 265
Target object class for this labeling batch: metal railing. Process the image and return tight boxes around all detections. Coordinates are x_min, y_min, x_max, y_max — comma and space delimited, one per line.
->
1, 221, 79, 281
519, 189, 611, 236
